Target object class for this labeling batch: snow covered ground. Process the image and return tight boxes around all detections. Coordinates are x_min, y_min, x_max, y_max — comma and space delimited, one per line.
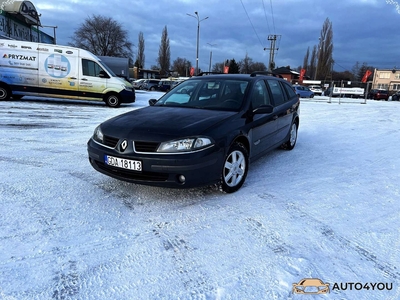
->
0, 91, 399, 299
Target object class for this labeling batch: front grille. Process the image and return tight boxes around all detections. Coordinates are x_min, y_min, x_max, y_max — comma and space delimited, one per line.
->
103, 135, 119, 148
134, 141, 159, 153
95, 161, 168, 182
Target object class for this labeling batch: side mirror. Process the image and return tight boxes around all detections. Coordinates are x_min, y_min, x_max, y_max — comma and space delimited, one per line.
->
253, 104, 274, 114
99, 70, 110, 78
148, 99, 158, 106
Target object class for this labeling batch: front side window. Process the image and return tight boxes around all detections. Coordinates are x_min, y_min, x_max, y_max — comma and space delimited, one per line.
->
251, 80, 271, 108
82, 59, 105, 77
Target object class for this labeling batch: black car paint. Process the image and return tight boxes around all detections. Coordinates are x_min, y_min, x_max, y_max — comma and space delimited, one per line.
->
87, 73, 300, 190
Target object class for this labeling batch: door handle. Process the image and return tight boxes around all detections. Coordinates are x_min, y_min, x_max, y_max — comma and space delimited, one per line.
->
69, 77, 77, 80
81, 78, 88, 81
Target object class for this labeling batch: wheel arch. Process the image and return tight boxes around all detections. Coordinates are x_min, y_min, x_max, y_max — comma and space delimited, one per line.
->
230, 135, 250, 154
0, 81, 11, 100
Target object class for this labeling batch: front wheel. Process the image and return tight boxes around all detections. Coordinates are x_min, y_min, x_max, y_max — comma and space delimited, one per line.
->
281, 121, 298, 150
104, 93, 121, 107
220, 142, 249, 193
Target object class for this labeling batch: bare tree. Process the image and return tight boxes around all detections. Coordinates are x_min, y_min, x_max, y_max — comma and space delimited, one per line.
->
240, 53, 252, 74
135, 32, 145, 69
303, 47, 310, 74
69, 14, 132, 58
316, 18, 334, 80
171, 57, 192, 77
309, 45, 317, 79
239, 54, 267, 74
157, 26, 171, 77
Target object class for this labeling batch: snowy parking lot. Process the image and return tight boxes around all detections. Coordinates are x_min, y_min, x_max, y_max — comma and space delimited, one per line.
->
1, 92, 399, 299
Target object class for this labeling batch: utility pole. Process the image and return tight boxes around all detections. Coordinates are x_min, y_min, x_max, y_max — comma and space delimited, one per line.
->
264, 35, 280, 71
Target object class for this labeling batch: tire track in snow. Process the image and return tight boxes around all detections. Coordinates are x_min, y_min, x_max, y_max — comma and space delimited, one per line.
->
285, 202, 400, 281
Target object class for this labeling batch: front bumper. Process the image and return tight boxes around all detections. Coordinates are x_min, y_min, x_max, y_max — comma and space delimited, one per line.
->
119, 89, 136, 103
87, 138, 224, 189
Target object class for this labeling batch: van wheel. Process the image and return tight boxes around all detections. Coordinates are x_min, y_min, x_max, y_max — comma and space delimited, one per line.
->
104, 93, 121, 107
0, 84, 11, 100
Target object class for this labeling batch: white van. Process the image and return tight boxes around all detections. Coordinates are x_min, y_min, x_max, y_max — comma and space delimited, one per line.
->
0, 39, 135, 107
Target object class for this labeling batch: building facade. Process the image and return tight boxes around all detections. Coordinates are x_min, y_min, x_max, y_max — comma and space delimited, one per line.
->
372, 69, 400, 91
0, 1, 54, 44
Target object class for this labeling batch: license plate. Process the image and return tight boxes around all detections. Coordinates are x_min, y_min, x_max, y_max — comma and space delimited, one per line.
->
104, 155, 142, 171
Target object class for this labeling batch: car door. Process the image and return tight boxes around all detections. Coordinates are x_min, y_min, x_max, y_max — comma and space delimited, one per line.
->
266, 79, 297, 144
79, 58, 108, 98
248, 80, 278, 158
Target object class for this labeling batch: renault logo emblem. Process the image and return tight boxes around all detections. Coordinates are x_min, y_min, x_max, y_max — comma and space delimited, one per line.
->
120, 139, 128, 152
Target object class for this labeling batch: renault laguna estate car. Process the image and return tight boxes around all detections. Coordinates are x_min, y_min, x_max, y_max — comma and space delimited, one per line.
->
87, 72, 300, 193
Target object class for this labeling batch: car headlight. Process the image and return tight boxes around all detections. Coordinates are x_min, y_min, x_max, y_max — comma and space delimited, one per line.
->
122, 84, 132, 91
92, 125, 104, 143
157, 137, 213, 153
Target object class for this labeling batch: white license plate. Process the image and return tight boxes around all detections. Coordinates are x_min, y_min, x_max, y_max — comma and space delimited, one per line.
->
104, 155, 142, 171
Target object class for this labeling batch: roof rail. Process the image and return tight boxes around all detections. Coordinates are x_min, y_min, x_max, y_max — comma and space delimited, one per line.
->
250, 71, 283, 79
196, 72, 223, 76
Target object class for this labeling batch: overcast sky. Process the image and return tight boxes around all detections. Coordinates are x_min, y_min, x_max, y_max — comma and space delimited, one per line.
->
34, 0, 400, 72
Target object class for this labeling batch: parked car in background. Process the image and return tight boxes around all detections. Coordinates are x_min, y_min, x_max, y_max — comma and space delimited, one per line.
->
87, 72, 300, 193
132, 79, 146, 90
157, 80, 175, 92
308, 85, 323, 96
171, 79, 187, 89
367, 89, 389, 100
142, 79, 160, 91
391, 91, 400, 101
293, 85, 314, 98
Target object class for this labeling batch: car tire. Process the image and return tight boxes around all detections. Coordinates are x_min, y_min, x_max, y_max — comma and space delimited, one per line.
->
0, 84, 11, 100
104, 93, 121, 108
150, 86, 156, 91
220, 142, 249, 193
281, 121, 298, 150
310, 94, 314, 98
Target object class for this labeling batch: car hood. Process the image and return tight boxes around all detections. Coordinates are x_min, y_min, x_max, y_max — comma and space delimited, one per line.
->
101, 106, 237, 141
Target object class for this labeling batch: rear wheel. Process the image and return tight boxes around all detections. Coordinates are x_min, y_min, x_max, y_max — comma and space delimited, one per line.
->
104, 93, 121, 107
281, 121, 298, 150
220, 142, 249, 193
0, 84, 11, 100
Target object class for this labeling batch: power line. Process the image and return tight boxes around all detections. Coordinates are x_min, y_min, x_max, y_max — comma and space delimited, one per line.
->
261, 0, 271, 34
267, 0, 276, 34
240, 0, 265, 48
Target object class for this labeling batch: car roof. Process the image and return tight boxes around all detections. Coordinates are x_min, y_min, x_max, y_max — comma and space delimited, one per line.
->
190, 72, 285, 82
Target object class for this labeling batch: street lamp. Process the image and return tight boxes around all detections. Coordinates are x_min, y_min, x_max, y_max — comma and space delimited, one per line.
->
187, 11, 208, 75
207, 43, 216, 72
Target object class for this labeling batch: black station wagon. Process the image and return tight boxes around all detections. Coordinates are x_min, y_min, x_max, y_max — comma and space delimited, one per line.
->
87, 72, 300, 193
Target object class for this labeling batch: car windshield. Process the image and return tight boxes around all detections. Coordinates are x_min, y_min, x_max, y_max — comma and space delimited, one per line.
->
154, 79, 249, 111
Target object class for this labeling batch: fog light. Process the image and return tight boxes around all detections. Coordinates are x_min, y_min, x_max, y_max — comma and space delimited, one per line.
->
178, 175, 186, 183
